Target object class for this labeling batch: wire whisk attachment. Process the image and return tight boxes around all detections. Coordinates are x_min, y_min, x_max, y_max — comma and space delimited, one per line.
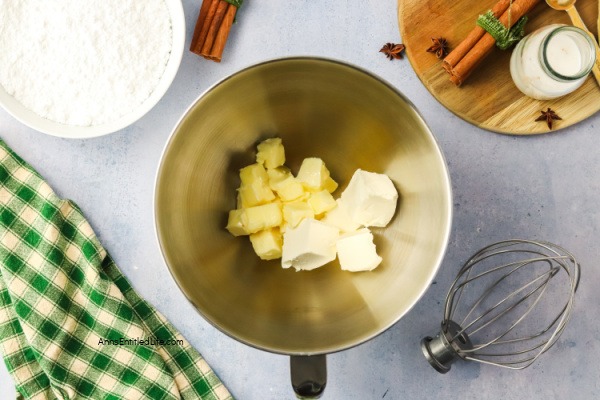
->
421, 239, 580, 373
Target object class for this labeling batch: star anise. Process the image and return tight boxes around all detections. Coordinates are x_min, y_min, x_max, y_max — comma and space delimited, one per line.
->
426, 37, 449, 59
380, 43, 405, 60
535, 108, 562, 130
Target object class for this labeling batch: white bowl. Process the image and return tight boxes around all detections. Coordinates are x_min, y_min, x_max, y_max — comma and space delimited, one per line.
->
0, 0, 185, 139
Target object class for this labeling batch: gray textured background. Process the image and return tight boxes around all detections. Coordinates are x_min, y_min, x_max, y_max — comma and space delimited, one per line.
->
1, 1, 598, 399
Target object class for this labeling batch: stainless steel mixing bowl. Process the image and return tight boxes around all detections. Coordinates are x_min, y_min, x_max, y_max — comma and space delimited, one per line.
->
154, 57, 452, 398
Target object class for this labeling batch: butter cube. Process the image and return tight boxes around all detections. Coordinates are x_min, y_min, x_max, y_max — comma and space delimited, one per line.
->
323, 176, 338, 193
241, 202, 283, 234
283, 200, 314, 229
267, 166, 292, 187
226, 209, 249, 236
321, 199, 361, 233
336, 228, 382, 272
238, 181, 276, 208
273, 176, 305, 202
341, 169, 398, 227
297, 158, 330, 191
282, 218, 339, 271
240, 163, 269, 186
308, 190, 337, 216
257, 138, 285, 169
267, 167, 305, 202
249, 229, 283, 260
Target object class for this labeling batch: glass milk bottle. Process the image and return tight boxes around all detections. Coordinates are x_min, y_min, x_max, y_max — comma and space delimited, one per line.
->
510, 24, 596, 100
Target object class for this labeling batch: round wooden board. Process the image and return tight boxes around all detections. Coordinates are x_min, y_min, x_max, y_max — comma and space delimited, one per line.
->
397, 0, 600, 135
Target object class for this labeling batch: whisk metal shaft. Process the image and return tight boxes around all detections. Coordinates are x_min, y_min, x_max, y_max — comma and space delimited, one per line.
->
421, 240, 580, 373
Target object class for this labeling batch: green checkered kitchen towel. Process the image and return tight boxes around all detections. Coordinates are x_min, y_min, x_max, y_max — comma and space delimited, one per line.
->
0, 139, 233, 400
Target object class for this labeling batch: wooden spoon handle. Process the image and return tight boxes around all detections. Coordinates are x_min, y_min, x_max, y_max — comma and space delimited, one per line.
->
566, 6, 600, 86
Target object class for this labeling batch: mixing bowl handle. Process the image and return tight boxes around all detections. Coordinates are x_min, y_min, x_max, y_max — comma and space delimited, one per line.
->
290, 355, 327, 399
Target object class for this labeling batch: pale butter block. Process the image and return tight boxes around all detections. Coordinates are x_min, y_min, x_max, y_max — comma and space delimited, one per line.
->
249, 229, 283, 260
241, 202, 282, 234
240, 163, 269, 186
340, 169, 398, 228
307, 190, 336, 216
226, 209, 249, 236
282, 200, 314, 229
321, 199, 361, 233
296, 158, 331, 191
336, 228, 382, 272
282, 218, 339, 271
257, 138, 286, 169
238, 181, 276, 208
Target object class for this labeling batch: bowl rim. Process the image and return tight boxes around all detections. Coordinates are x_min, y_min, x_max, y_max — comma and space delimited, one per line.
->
0, 0, 185, 139
153, 56, 453, 356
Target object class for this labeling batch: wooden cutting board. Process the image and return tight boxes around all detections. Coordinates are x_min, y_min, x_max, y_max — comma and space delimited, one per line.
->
398, 0, 600, 134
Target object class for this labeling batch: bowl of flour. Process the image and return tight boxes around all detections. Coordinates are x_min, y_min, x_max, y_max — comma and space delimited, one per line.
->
0, 0, 185, 138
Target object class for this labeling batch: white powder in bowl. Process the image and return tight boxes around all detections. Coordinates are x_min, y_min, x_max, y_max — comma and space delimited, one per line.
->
0, 0, 172, 126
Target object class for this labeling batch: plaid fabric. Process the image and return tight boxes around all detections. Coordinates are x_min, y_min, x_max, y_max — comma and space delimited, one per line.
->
0, 140, 233, 400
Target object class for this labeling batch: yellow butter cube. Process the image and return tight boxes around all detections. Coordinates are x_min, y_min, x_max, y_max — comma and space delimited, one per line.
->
297, 158, 331, 191
273, 176, 305, 202
241, 202, 283, 233
283, 200, 314, 229
239, 163, 269, 186
323, 176, 338, 193
256, 138, 285, 169
238, 181, 276, 208
236, 192, 243, 209
249, 228, 283, 260
267, 166, 292, 188
308, 190, 337, 215
226, 209, 249, 236
266, 166, 304, 202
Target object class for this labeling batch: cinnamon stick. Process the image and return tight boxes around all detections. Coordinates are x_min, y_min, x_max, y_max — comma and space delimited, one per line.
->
446, 0, 541, 86
443, 0, 512, 73
190, 0, 240, 62
200, 1, 229, 57
190, 0, 215, 54
206, 4, 237, 62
